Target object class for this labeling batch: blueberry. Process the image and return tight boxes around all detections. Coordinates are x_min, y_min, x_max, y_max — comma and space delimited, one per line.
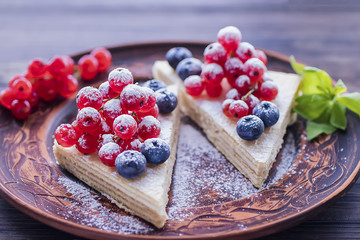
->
176, 58, 202, 80
236, 115, 264, 141
142, 79, 167, 92
253, 101, 280, 127
115, 150, 146, 178
166, 47, 193, 69
140, 138, 170, 164
155, 88, 178, 114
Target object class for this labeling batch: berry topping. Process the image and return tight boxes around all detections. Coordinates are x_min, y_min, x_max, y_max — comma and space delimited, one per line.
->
108, 67, 134, 93
184, 75, 205, 97
254, 49, 267, 66
113, 114, 137, 139
243, 58, 267, 83
98, 142, 121, 167
225, 88, 241, 100
115, 150, 147, 178
204, 42, 227, 65
243, 94, 260, 114
76, 86, 103, 110
234, 75, 251, 95
234, 42, 256, 63
120, 84, 147, 112
78, 54, 99, 80
222, 99, 234, 117
253, 101, 280, 127
102, 98, 127, 126
90, 47, 112, 72
55, 123, 77, 147
217, 26, 242, 53
224, 57, 244, 87
142, 79, 167, 92
76, 133, 98, 154
236, 115, 264, 141
138, 87, 156, 113
135, 104, 159, 121
11, 99, 31, 120
229, 100, 249, 118
176, 57, 202, 80
256, 81, 278, 101
76, 107, 102, 133
98, 81, 118, 100
166, 47, 193, 69
205, 82, 223, 98
137, 116, 161, 141
155, 88, 178, 114
97, 134, 115, 151
201, 63, 224, 85
140, 138, 170, 165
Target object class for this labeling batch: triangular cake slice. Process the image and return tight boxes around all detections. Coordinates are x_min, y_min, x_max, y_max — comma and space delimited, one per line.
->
153, 61, 301, 188
53, 85, 180, 228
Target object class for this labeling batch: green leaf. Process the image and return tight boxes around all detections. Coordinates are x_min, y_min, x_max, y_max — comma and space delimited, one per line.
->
330, 100, 347, 130
337, 92, 360, 115
333, 79, 347, 95
306, 121, 336, 141
293, 94, 330, 120
314, 104, 333, 123
290, 55, 305, 74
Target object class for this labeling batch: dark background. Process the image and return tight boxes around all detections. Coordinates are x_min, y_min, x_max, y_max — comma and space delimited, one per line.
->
0, 0, 359, 239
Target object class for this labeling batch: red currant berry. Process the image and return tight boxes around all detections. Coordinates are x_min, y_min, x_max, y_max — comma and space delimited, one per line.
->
97, 134, 115, 151
27, 58, 48, 78
262, 72, 273, 82
254, 49, 267, 66
113, 114, 137, 139
127, 138, 142, 151
222, 99, 234, 117
225, 88, 241, 100
204, 42, 227, 65
55, 123, 77, 147
256, 81, 278, 101
76, 107, 102, 133
27, 91, 39, 107
138, 87, 156, 113
58, 74, 78, 98
78, 54, 99, 80
76, 133, 98, 154
243, 58, 267, 83
9, 76, 32, 100
35, 77, 58, 101
91, 120, 113, 138
234, 75, 251, 95
120, 84, 147, 111
135, 104, 159, 122
98, 81, 118, 101
217, 26, 242, 54
63, 55, 75, 75
76, 86, 103, 110
10, 99, 31, 119
91, 47, 112, 72
102, 98, 127, 126
48, 56, 72, 78
184, 75, 205, 97
234, 42, 256, 63
243, 94, 260, 114
72, 119, 84, 139
205, 82, 223, 98
138, 116, 161, 141
108, 67, 133, 93
0, 88, 16, 109
8, 75, 24, 87
98, 142, 121, 167
201, 63, 224, 85
229, 100, 249, 118
224, 57, 244, 87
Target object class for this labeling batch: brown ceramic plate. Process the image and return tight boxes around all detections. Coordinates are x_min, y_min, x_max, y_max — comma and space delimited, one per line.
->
0, 42, 359, 240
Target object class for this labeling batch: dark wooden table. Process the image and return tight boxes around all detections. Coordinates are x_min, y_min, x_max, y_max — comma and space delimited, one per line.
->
1, 1, 360, 239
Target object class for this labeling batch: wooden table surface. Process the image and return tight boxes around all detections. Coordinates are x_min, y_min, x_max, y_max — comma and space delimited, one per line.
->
0, 0, 360, 239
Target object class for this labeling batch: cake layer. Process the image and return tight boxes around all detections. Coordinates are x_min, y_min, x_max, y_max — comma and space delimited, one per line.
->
53, 85, 180, 228
153, 61, 301, 187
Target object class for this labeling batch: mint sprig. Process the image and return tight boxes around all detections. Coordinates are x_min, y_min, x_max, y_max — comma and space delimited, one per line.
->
290, 56, 360, 140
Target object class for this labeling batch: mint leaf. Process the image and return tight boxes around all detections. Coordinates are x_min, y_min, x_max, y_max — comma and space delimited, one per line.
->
306, 121, 336, 141
333, 79, 347, 95
337, 93, 360, 115
290, 56, 305, 74
293, 94, 330, 120
330, 100, 347, 130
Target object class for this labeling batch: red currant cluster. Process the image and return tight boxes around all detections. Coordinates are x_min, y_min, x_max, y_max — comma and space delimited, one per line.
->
183, 26, 279, 119
55, 67, 164, 167
0, 47, 112, 120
